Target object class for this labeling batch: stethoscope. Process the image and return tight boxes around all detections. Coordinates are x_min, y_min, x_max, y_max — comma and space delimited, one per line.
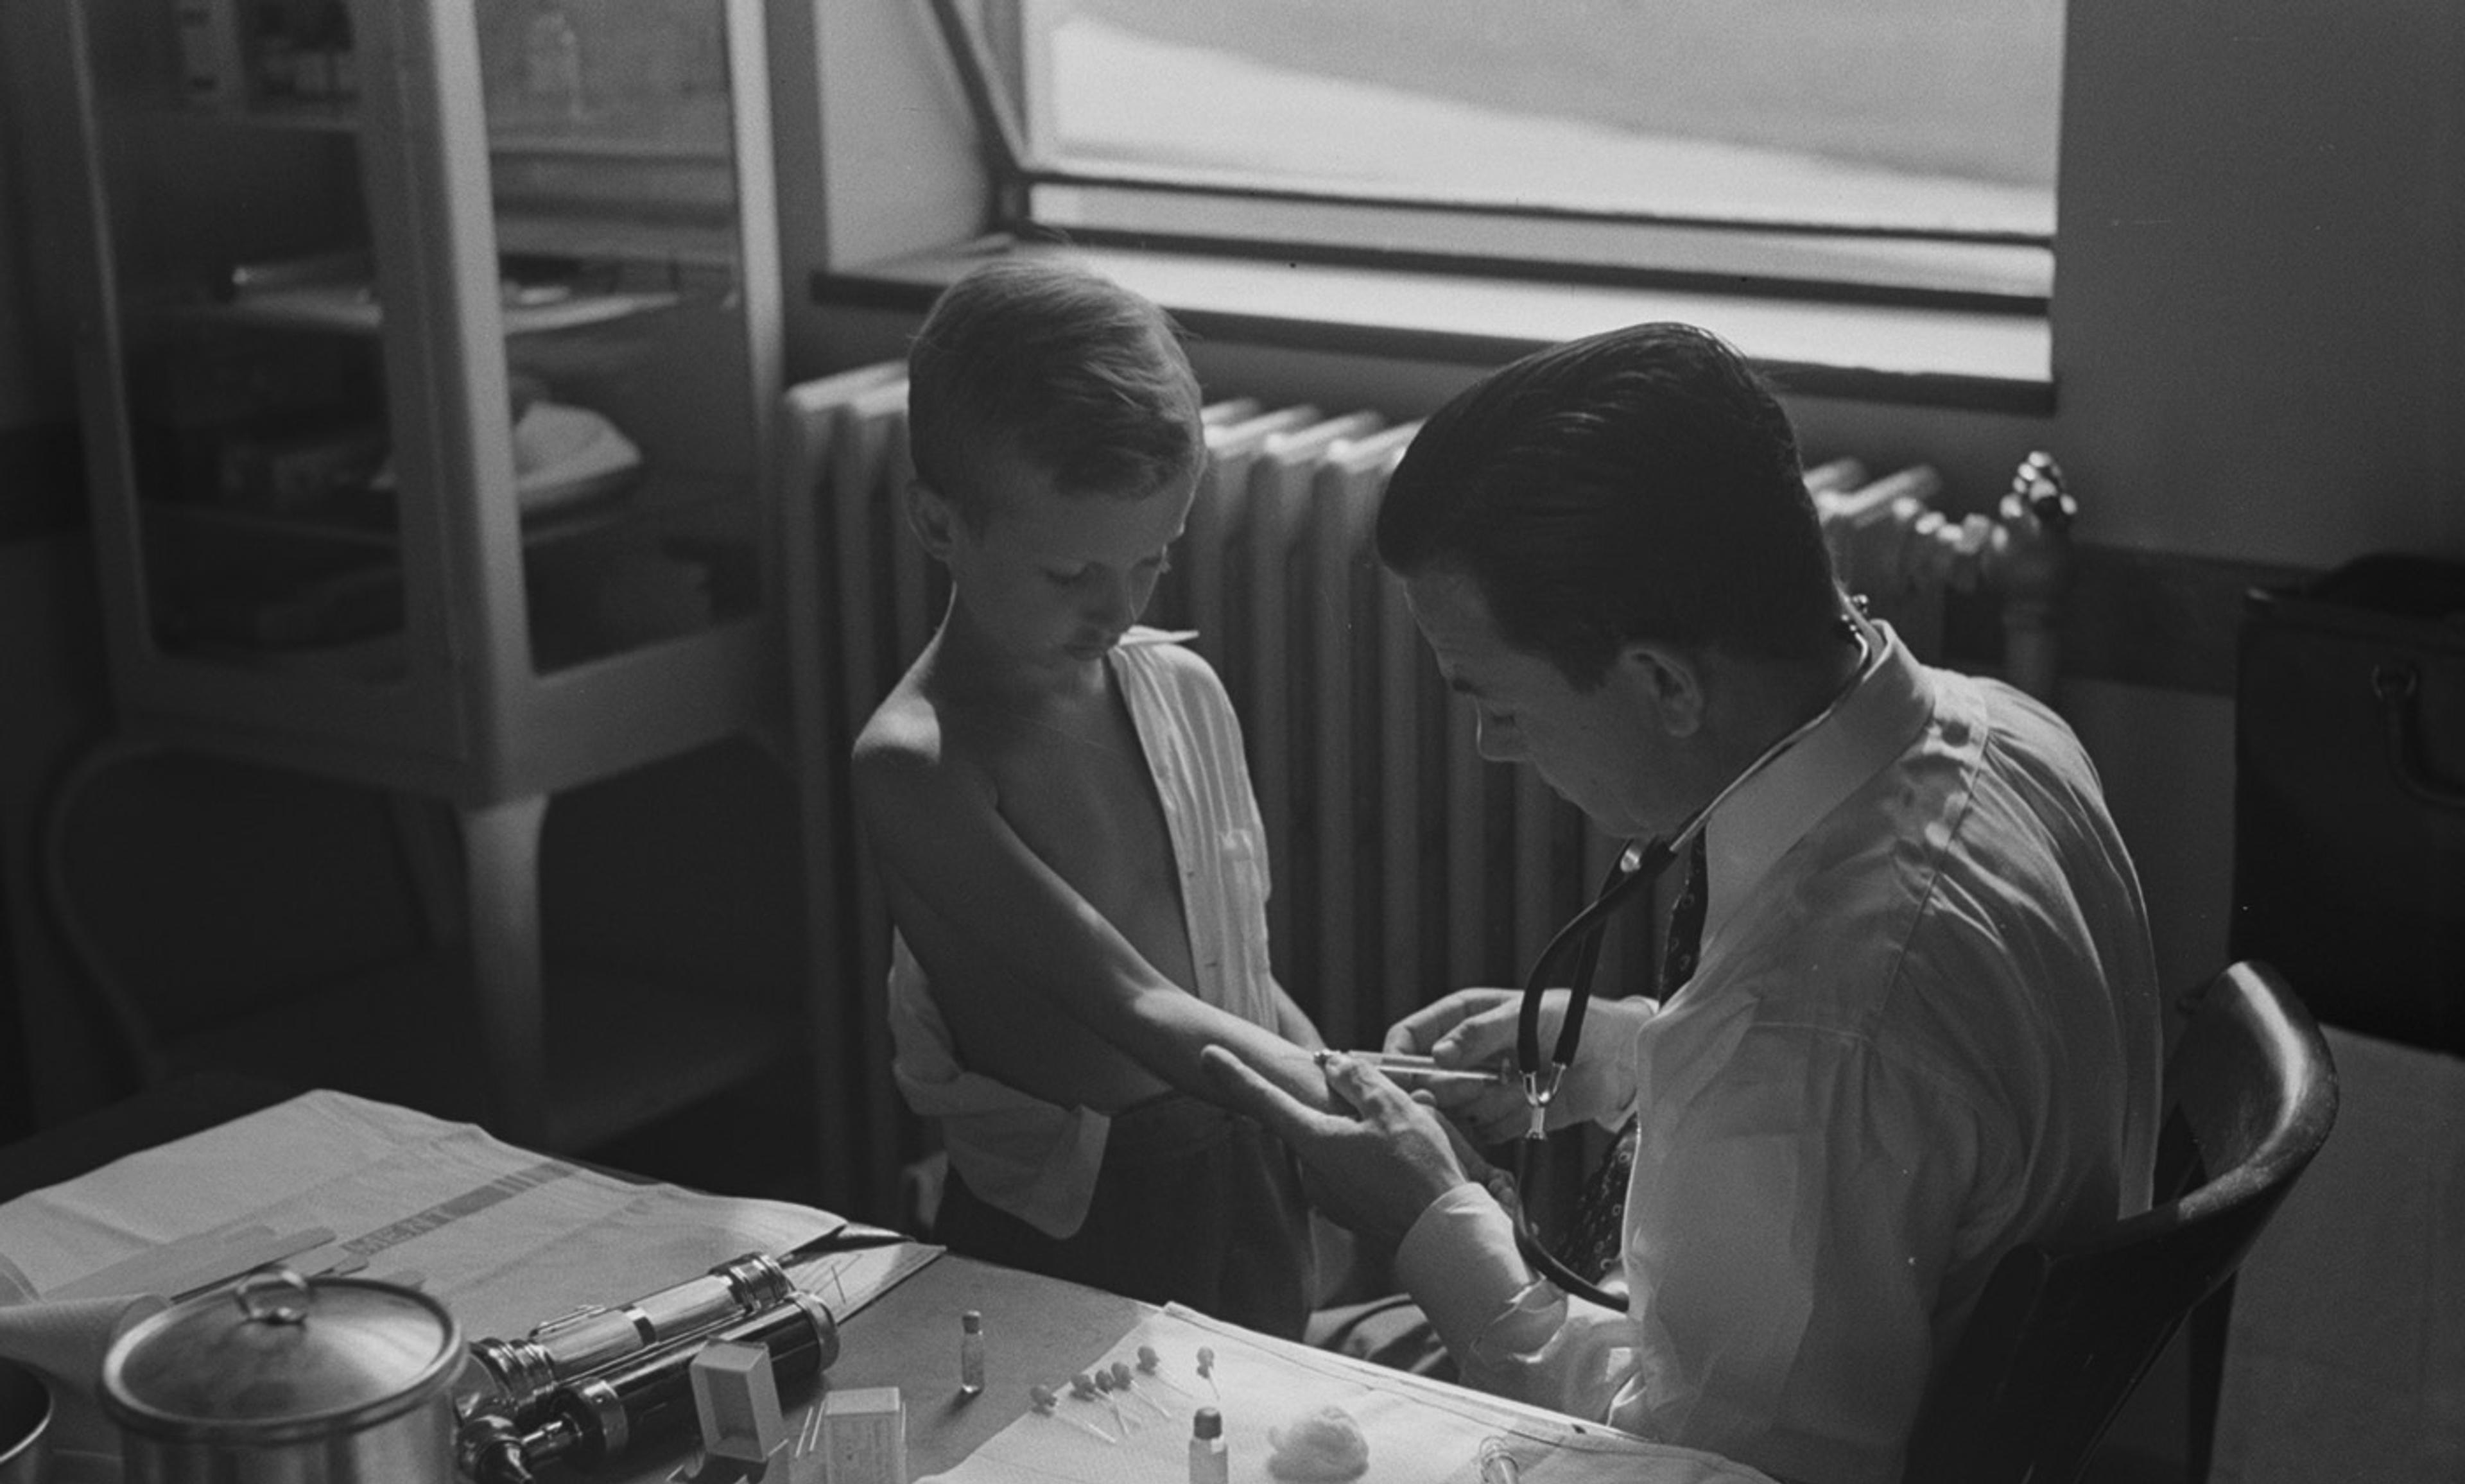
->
1506, 612, 1882, 1312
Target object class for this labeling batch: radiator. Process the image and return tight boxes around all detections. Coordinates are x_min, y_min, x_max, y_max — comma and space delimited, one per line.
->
780, 364, 2074, 1219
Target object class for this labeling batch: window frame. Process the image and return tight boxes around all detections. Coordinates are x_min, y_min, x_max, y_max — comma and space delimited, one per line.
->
921, 0, 2058, 316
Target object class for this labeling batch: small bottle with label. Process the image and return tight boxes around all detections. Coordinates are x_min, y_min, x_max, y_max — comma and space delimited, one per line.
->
1189, 1406, 1227, 1484
958, 1310, 985, 1397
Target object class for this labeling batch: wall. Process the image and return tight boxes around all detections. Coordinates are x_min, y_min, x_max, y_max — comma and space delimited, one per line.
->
2043, 0, 2464, 1012
2055, 0, 2463, 566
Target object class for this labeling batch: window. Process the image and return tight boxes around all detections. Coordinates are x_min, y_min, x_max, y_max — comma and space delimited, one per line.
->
926, 0, 2063, 308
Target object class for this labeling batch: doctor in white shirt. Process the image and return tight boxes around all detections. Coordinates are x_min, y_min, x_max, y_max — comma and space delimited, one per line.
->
1202, 321, 2163, 1484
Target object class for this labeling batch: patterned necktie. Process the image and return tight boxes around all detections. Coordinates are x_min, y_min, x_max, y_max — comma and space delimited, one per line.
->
1658, 833, 1711, 992
1560, 833, 1709, 1285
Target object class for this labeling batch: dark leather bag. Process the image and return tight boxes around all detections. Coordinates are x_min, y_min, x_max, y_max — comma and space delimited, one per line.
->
2231, 554, 2465, 1055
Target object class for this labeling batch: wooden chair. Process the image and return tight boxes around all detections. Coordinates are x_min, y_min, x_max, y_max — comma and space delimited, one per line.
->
1901, 960, 2340, 1484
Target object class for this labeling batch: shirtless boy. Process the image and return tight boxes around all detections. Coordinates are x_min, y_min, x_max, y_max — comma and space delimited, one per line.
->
850, 255, 1331, 1336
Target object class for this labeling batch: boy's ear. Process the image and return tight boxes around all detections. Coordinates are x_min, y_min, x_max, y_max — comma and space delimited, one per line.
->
906, 479, 961, 558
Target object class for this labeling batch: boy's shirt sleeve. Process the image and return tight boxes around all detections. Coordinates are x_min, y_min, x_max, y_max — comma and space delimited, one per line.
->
886, 931, 1113, 1238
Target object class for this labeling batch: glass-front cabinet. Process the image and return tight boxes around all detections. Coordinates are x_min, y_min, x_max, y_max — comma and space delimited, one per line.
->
33, 0, 786, 1147
45, 0, 781, 804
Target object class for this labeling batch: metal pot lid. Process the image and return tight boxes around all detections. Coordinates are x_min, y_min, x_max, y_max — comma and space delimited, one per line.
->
101, 1268, 462, 1444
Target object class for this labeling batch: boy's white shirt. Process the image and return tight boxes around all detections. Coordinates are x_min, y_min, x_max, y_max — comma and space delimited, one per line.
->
887, 627, 1284, 1237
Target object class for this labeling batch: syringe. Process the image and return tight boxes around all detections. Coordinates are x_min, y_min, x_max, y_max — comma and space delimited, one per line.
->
1315, 1049, 1512, 1086
466, 1226, 898, 1411
459, 1291, 840, 1484
468, 1248, 800, 1408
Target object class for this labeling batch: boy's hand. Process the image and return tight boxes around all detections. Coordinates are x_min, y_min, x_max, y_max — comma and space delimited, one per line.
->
1200, 1046, 1469, 1252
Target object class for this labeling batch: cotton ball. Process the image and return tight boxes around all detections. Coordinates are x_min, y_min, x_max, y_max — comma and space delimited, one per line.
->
1266, 1404, 1369, 1482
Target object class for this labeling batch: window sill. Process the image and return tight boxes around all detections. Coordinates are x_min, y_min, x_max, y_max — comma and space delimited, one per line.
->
812, 237, 2054, 416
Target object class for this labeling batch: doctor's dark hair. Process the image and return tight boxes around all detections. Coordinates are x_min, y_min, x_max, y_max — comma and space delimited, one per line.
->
1375, 321, 1840, 686
907, 255, 1204, 525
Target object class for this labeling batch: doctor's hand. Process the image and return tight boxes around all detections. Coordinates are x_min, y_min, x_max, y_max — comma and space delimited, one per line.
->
1387, 987, 1652, 1144
1200, 1046, 1476, 1254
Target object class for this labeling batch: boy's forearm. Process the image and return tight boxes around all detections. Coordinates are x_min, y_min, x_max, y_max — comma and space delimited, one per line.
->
1208, 1024, 1336, 1115
1120, 992, 1335, 1114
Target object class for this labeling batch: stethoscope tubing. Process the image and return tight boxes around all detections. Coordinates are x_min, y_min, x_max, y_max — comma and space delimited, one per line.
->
1503, 620, 1881, 1312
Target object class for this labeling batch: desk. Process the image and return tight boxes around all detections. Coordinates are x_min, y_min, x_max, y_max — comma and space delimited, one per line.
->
1, 1090, 1772, 1484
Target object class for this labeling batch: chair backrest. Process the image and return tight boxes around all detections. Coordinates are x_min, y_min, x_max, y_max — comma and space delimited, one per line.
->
1900, 960, 2339, 1484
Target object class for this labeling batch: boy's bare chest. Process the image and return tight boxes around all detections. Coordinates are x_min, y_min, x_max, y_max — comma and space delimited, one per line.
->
985, 706, 1194, 971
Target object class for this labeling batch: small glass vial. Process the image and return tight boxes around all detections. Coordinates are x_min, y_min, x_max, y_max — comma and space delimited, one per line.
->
958, 1310, 985, 1397
1189, 1406, 1228, 1484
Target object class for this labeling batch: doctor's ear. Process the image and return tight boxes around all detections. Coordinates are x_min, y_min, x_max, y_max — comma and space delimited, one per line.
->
906, 480, 962, 558
1618, 643, 1707, 738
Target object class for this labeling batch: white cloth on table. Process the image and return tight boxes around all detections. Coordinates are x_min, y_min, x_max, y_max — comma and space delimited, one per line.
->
2210, 1025, 2465, 1483
1395, 625, 2164, 1484
888, 628, 1284, 1238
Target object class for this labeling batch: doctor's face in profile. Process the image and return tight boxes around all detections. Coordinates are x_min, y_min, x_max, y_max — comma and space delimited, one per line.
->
1404, 567, 1681, 839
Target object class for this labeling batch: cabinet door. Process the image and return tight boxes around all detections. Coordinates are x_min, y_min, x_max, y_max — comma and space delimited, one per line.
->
462, 0, 783, 798
44, 0, 779, 801
48, 0, 457, 764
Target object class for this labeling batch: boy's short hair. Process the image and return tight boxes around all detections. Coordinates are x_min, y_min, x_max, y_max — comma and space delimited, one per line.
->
908, 255, 1204, 523
1376, 321, 1840, 686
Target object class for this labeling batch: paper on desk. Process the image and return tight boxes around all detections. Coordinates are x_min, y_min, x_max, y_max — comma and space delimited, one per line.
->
919, 1306, 1776, 1484
43, 1222, 336, 1302
0, 1091, 939, 1347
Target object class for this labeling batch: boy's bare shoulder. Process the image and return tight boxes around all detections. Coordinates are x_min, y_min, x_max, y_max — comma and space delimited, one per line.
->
851, 671, 984, 803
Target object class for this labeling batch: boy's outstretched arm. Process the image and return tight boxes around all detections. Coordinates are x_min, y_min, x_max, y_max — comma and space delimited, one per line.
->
853, 727, 1337, 1116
